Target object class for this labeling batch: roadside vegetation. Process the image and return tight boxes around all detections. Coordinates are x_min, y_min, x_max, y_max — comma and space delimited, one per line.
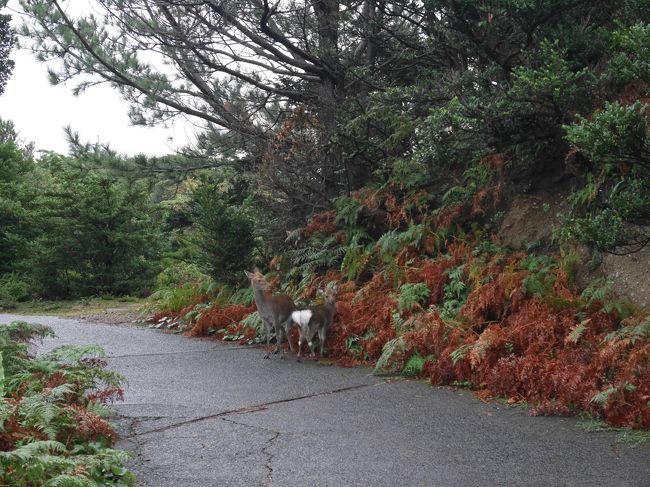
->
0, 321, 134, 486
0, 0, 649, 433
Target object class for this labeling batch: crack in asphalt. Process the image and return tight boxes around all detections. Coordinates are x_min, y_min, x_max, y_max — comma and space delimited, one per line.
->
121, 383, 377, 439
262, 431, 280, 486
106, 346, 253, 359
220, 417, 281, 487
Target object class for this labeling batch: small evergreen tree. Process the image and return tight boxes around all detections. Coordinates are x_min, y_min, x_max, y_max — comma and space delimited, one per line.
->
190, 182, 256, 285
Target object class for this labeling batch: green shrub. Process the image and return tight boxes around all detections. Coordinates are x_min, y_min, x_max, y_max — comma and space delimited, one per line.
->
563, 101, 650, 254
150, 282, 210, 313
0, 273, 30, 305
155, 262, 211, 290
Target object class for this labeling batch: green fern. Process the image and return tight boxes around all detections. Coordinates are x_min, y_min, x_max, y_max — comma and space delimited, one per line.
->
590, 383, 637, 407
0, 322, 134, 487
376, 223, 427, 262
45, 475, 96, 487
85, 401, 116, 419
44, 344, 106, 364
565, 320, 589, 345
341, 235, 372, 281
19, 384, 75, 440
377, 230, 401, 259
398, 283, 431, 313
450, 344, 471, 365
0, 439, 67, 461
439, 264, 469, 320
374, 336, 405, 373
240, 312, 265, 343
334, 195, 363, 229
399, 223, 426, 247
228, 286, 254, 306
605, 317, 650, 344
289, 235, 346, 273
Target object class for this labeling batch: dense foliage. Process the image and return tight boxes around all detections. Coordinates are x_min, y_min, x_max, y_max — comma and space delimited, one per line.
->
0, 142, 164, 301
0, 321, 134, 486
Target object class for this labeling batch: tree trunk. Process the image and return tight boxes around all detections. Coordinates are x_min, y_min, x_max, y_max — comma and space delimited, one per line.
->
315, 0, 342, 199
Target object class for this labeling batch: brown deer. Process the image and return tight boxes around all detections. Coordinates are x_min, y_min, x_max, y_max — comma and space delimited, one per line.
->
291, 284, 338, 361
245, 269, 295, 359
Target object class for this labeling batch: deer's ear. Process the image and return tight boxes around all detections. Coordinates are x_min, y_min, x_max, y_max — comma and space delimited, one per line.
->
244, 270, 252, 278
253, 267, 261, 274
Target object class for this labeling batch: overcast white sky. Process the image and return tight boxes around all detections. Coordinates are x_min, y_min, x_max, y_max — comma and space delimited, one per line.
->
0, 2, 196, 157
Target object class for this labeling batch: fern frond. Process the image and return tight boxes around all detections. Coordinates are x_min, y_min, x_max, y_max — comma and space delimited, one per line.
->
240, 311, 264, 336
590, 383, 637, 407
44, 345, 106, 364
289, 235, 345, 272
605, 317, 650, 344
44, 475, 95, 487
450, 344, 471, 365
85, 401, 115, 419
374, 337, 405, 373
341, 236, 372, 281
565, 319, 590, 345
398, 283, 430, 313
0, 440, 67, 461
228, 287, 254, 306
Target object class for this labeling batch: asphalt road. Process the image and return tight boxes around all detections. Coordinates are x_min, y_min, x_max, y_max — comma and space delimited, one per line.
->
2, 313, 649, 487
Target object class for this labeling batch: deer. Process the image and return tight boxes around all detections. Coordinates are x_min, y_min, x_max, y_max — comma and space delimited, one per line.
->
245, 269, 296, 359
291, 284, 338, 361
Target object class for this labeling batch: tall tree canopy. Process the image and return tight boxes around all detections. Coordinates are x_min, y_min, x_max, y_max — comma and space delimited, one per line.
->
19, 1, 650, 238
0, 0, 15, 95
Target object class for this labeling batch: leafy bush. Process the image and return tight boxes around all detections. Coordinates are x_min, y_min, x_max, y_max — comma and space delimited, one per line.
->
563, 102, 650, 253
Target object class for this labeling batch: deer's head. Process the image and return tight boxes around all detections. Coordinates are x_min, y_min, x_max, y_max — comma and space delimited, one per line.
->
318, 284, 339, 306
244, 268, 271, 291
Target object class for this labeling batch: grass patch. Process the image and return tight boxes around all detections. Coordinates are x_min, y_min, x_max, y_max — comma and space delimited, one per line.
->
2, 296, 146, 318
578, 420, 650, 447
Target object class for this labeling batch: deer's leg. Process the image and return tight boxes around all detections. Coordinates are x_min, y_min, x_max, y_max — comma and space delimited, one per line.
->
307, 328, 317, 357
318, 326, 327, 356
263, 320, 272, 359
283, 319, 296, 353
274, 320, 282, 356
278, 323, 288, 359
296, 328, 303, 362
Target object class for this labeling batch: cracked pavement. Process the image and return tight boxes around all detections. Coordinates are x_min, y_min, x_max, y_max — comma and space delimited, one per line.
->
3, 313, 650, 487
